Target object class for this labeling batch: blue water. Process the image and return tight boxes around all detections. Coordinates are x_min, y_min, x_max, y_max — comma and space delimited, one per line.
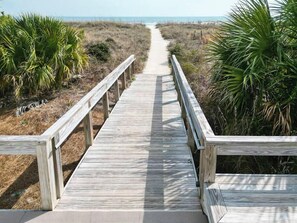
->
56, 16, 226, 24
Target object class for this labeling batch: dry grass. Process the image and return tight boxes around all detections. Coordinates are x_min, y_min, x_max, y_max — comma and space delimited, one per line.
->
0, 22, 150, 209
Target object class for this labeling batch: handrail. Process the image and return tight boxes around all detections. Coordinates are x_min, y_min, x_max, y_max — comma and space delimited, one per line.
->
0, 135, 50, 155
171, 54, 297, 156
43, 55, 135, 148
171, 55, 214, 144
207, 135, 297, 145
207, 135, 297, 156
171, 55, 297, 215
0, 55, 136, 211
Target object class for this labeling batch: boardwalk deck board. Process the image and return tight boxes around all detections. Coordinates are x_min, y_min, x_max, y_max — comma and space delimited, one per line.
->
204, 174, 297, 223
56, 71, 201, 212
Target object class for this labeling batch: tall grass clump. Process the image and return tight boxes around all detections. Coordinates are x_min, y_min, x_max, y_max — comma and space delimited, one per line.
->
0, 14, 88, 99
209, 0, 297, 136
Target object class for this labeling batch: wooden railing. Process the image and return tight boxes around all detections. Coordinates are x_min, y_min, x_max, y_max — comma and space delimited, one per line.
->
0, 55, 135, 210
171, 55, 297, 202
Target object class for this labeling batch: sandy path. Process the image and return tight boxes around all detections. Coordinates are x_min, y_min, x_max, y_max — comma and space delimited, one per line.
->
143, 25, 171, 74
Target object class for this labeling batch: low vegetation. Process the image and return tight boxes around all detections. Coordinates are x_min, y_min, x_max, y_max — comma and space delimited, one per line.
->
0, 14, 88, 99
159, 0, 297, 174
209, 0, 297, 136
0, 19, 150, 209
88, 42, 111, 62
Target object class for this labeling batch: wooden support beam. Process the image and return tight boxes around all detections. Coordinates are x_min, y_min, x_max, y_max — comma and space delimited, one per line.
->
128, 66, 132, 80
199, 144, 217, 202
83, 112, 94, 149
199, 149, 206, 195
103, 92, 109, 120
187, 125, 196, 153
131, 61, 135, 75
121, 72, 127, 91
51, 137, 64, 199
114, 80, 120, 102
36, 140, 57, 210
205, 145, 219, 182
181, 100, 187, 124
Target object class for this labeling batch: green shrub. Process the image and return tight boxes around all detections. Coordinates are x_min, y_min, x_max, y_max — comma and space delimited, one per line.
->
169, 44, 183, 58
88, 42, 110, 62
209, 0, 297, 136
0, 14, 88, 98
181, 62, 197, 75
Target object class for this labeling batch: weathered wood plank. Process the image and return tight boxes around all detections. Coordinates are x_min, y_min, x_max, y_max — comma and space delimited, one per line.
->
36, 140, 57, 210
222, 192, 297, 203
66, 182, 197, 190
113, 79, 120, 102
207, 135, 297, 148
94, 136, 188, 143
69, 176, 196, 185
56, 202, 202, 210
0, 135, 49, 155
121, 72, 127, 91
215, 174, 297, 185
90, 143, 190, 151
103, 92, 109, 120
217, 145, 297, 156
58, 196, 199, 204
80, 153, 190, 159
204, 183, 227, 223
218, 183, 297, 191
51, 137, 64, 199
73, 169, 195, 179
63, 188, 199, 198
83, 112, 93, 149
220, 211, 297, 223
226, 206, 297, 213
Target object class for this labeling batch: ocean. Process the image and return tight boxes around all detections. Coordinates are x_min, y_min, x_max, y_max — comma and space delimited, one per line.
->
56, 16, 226, 24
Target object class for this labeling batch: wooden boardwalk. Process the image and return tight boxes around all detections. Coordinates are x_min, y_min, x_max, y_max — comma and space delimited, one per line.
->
56, 72, 203, 215
2, 26, 297, 223
53, 25, 206, 222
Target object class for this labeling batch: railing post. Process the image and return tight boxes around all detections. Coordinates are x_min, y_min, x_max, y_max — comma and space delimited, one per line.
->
199, 143, 217, 202
131, 61, 135, 75
36, 140, 57, 210
51, 136, 64, 199
103, 92, 109, 120
176, 83, 182, 104
114, 80, 120, 102
128, 66, 132, 80
121, 72, 127, 91
187, 124, 196, 153
181, 100, 187, 123
83, 112, 94, 148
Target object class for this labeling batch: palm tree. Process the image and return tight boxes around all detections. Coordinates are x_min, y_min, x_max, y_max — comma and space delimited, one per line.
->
0, 14, 88, 98
209, 0, 297, 135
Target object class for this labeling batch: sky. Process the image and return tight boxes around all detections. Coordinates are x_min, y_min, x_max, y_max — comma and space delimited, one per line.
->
1, 0, 277, 17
